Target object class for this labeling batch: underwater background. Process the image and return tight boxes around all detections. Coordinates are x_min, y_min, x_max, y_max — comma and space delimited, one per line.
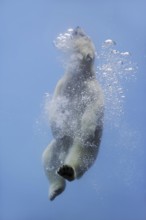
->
0, 0, 146, 220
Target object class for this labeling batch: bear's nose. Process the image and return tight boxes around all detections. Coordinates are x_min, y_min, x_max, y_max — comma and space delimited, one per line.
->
72, 26, 85, 37
86, 54, 92, 62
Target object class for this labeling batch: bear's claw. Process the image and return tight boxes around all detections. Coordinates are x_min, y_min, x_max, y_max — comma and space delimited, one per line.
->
57, 165, 75, 181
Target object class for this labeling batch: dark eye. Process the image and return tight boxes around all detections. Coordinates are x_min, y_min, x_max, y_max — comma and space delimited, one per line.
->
74, 30, 78, 35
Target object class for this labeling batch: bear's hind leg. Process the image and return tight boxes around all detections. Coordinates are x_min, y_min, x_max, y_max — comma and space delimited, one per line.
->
42, 140, 66, 200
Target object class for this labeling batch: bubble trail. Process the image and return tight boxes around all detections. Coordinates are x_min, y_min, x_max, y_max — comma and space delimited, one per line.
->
96, 39, 136, 126
44, 30, 137, 128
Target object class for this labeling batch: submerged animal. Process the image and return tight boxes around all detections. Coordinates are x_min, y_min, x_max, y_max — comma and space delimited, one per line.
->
42, 27, 104, 200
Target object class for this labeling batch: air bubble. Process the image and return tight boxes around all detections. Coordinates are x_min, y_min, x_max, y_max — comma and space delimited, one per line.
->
120, 52, 130, 56
103, 39, 116, 47
97, 38, 136, 126
111, 49, 119, 54
125, 67, 133, 71
46, 166, 55, 171
53, 28, 73, 52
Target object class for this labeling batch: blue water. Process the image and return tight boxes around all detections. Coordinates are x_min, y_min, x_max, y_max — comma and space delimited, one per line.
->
0, 0, 146, 220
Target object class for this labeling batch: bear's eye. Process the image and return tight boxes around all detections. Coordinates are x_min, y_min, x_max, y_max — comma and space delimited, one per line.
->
74, 30, 78, 35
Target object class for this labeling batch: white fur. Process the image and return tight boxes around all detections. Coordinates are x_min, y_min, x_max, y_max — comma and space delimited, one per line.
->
42, 27, 104, 200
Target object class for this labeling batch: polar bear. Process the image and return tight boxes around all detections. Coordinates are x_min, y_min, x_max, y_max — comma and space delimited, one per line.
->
42, 27, 104, 201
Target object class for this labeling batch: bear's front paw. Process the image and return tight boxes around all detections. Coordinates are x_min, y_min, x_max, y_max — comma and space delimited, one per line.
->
57, 165, 75, 181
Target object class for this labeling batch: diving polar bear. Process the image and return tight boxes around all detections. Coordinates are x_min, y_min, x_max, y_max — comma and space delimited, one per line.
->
42, 27, 104, 201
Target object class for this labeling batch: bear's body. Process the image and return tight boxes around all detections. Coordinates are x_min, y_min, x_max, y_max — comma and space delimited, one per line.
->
42, 27, 104, 201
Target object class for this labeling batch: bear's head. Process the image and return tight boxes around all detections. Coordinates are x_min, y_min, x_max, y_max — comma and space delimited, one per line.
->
71, 27, 96, 65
